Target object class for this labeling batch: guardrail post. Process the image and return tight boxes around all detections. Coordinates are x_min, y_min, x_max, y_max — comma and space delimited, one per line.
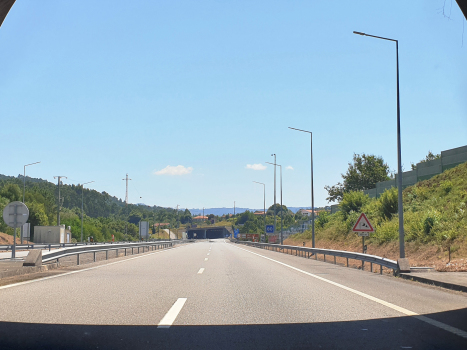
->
138, 247, 140, 254
106, 250, 108, 260
49, 244, 51, 252
346, 258, 349, 267
132, 247, 134, 255
77, 254, 80, 265
334, 256, 336, 264
362, 261, 364, 270
370, 262, 373, 272
315, 253, 317, 260
380, 265, 383, 274
324, 254, 326, 262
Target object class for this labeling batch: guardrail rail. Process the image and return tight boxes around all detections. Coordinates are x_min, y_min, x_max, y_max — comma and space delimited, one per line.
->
235, 241, 399, 274
40, 240, 186, 265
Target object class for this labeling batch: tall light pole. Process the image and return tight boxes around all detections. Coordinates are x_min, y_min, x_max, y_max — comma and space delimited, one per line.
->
53, 176, 67, 226
22, 161, 40, 243
253, 181, 266, 242
288, 127, 315, 248
271, 154, 276, 233
81, 181, 95, 243
23, 161, 40, 203
353, 31, 405, 259
266, 162, 283, 244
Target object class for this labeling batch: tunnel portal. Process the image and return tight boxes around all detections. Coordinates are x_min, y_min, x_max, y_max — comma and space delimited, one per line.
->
187, 226, 230, 239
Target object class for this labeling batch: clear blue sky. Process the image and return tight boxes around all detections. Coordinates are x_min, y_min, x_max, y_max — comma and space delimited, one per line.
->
1, 1, 466, 210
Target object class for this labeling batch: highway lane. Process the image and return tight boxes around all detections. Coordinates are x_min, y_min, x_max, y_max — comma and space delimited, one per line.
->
0, 240, 466, 349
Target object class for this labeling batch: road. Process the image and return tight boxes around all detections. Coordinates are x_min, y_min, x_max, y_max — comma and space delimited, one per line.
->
0, 240, 466, 349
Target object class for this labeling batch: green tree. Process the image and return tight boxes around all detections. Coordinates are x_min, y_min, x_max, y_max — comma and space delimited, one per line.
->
0, 183, 22, 202
325, 153, 390, 202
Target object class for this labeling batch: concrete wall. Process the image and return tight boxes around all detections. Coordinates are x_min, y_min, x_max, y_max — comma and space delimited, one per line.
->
363, 145, 467, 199
33, 225, 70, 243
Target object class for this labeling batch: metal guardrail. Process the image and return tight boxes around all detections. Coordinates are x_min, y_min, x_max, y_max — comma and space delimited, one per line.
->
236, 241, 399, 274
0, 239, 176, 252
41, 240, 186, 264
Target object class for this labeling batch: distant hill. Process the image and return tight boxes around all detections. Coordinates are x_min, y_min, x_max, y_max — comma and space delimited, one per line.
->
188, 207, 322, 215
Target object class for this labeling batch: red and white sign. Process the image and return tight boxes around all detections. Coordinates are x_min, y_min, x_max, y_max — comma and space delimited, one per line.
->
352, 213, 374, 232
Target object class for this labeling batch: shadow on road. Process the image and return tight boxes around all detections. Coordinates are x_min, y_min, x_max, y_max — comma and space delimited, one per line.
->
1, 308, 466, 349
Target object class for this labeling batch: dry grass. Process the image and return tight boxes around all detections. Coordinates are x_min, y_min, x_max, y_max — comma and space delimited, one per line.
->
0, 232, 22, 245
284, 236, 467, 272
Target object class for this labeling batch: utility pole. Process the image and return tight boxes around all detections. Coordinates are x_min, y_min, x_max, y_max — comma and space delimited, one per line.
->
122, 174, 132, 236
234, 201, 235, 216
54, 176, 67, 226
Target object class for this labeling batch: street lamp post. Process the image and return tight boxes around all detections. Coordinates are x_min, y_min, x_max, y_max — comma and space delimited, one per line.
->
253, 181, 266, 242
271, 154, 276, 234
21, 161, 40, 243
81, 181, 95, 243
353, 31, 405, 259
288, 127, 315, 248
266, 162, 283, 244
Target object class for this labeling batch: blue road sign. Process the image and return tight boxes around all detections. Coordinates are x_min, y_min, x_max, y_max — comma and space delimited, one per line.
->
266, 225, 275, 233
234, 229, 239, 238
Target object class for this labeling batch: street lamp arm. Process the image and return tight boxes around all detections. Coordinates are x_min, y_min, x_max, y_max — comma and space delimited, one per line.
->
353, 31, 397, 42
288, 127, 312, 134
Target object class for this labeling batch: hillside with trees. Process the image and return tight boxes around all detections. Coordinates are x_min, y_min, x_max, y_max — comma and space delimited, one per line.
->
0, 175, 191, 242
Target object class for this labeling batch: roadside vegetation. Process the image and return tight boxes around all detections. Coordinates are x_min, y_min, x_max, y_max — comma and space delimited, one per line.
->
0, 175, 191, 242
291, 159, 467, 269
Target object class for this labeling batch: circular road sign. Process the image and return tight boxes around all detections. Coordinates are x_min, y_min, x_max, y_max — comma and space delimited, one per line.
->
2, 201, 29, 228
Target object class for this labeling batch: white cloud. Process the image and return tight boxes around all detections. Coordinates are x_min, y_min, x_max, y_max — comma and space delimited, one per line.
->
246, 163, 267, 171
154, 165, 193, 176
286, 166, 294, 170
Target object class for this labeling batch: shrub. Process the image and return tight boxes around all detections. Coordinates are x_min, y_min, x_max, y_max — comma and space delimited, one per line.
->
372, 220, 398, 244
316, 211, 330, 228
378, 187, 398, 220
441, 180, 453, 194
339, 191, 370, 217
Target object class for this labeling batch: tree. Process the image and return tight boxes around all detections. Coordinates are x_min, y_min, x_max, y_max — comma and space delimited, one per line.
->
0, 183, 21, 202
325, 153, 390, 202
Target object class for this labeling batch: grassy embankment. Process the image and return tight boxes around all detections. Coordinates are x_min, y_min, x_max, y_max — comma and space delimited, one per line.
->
288, 162, 467, 271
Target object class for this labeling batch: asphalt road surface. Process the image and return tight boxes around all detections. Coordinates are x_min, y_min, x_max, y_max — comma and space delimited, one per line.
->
0, 240, 466, 349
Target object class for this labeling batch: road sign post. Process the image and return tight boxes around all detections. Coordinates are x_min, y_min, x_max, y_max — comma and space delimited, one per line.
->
3, 202, 29, 259
352, 213, 374, 269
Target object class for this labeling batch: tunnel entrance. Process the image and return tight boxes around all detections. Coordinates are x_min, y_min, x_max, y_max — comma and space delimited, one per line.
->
187, 226, 231, 239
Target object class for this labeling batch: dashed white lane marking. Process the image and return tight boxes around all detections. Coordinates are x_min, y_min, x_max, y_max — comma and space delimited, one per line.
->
157, 298, 187, 328
198, 268, 205, 274
205, 258, 208, 261
231, 244, 467, 340
207, 253, 210, 256
0, 245, 188, 291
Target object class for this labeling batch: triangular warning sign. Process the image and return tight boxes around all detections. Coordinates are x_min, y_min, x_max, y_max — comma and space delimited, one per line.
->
352, 213, 374, 232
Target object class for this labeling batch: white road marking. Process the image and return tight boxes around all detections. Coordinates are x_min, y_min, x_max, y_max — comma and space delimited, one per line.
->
198, 268, 205, 274
205, 258, 208, 261
232, 244, 467, 340
0, 245, 187, 291
207, 253, 210, 255
157, 298, 187, 328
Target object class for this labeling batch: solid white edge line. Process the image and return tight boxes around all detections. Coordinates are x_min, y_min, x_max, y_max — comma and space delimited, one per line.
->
198, 268, 205, 274
0, 245, 188, 291
231, 244, 467, 340
157, 298, 187, 328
